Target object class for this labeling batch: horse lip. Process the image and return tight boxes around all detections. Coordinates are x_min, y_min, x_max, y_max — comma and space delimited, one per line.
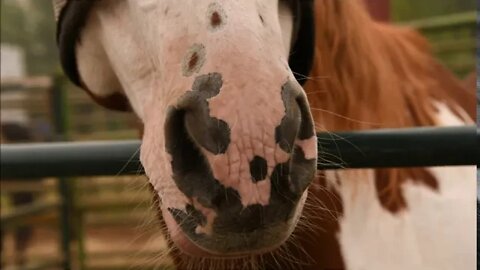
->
163, 208, 216, 257
161, 190, 309, 258
162, 207, 274, 258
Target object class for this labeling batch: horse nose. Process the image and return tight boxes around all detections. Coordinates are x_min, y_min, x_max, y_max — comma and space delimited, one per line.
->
170, 73, 230, 156
163, 76, 317, 253
165, 75, 316, 203
176, 75, 312, 160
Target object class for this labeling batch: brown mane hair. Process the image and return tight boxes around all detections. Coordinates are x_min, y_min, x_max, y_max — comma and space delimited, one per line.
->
304, 0, 475, 132
303, 0, 475, 213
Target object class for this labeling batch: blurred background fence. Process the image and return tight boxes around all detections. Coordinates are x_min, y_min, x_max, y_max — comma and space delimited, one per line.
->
0, 0, 476, 269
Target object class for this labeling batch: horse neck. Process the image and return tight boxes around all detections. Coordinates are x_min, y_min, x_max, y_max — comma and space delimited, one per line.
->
304, 0, 474, 132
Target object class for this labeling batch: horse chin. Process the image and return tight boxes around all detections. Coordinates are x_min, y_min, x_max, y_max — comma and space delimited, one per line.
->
161, 191, 308, 259
162, 209, 219, 258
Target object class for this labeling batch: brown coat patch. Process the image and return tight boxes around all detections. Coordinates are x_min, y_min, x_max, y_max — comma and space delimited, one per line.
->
462, 71, 477, 93
374, 168, 439, 213
294, 172, 346, 270
81, 80, 132, 112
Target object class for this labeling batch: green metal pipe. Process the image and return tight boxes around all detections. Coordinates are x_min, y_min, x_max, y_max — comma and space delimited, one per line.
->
1, 140, 141, 179
0, 126, 478, 180
51, 75, 73, 270
316, 125, 478, 169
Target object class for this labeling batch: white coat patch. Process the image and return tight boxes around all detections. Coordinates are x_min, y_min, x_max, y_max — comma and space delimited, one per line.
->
329, 102, 475, 270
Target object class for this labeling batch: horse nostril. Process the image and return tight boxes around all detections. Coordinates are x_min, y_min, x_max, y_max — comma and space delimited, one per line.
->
164, 107, 225, 208
173, 73, 231, 155
295, 94, 316, 141
272, 82, 317, 199
275, 81, 315, 154
183, 110, 231, 155
164, 108, 204, 177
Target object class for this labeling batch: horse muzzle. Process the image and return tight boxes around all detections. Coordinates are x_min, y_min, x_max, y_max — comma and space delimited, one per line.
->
161, 74, 317, 256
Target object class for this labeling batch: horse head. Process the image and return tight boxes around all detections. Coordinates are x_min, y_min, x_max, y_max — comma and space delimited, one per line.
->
55, 0, 317, 257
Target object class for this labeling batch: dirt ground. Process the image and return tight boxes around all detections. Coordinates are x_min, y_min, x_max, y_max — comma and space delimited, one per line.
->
1, 177, 174, 269
1, 225, 173, 270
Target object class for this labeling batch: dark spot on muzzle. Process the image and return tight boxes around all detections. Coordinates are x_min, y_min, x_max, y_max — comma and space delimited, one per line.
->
270, 146, 315, 203
210, 11, 222, 27
188, 52, 199, 71
166, 188, 302, 254
290, 145, 317, 195
182, 44, 206, 77
250, 156, 268, 182
275, 80, 316, 152
168, 205, 207, 232
296, 93, 316, 140
207, 3, 227, 31
171, 73, 230, 154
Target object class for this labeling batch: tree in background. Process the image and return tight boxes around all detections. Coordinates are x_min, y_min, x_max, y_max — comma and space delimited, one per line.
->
1, 0, 58, 76
392, 0, 476, 21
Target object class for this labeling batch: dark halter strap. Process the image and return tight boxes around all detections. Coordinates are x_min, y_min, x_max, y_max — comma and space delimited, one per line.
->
290, 0, 315, 85
56, 0, 315, 89
56, 0, 96, 87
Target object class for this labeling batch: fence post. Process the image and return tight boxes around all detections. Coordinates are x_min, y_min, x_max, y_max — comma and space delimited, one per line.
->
51, 75, 73, 270
57, 179, 73, 270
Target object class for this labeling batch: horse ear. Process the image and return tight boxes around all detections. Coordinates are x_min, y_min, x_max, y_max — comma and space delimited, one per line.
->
56, 0, 131, 112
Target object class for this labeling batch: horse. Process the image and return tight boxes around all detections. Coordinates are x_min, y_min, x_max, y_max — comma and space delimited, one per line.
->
53, 0, 476, 269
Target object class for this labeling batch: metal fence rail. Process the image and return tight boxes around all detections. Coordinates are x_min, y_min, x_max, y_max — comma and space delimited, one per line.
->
1, 126, 478, 180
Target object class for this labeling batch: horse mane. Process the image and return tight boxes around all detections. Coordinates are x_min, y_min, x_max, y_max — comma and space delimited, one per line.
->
304, 0, 475, 132
303, 0, 475, 213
